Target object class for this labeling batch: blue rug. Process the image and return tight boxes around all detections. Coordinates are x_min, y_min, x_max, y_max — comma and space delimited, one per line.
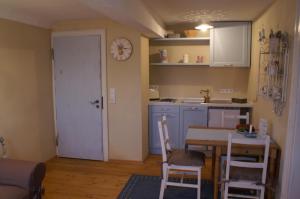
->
118, 175, 213, 199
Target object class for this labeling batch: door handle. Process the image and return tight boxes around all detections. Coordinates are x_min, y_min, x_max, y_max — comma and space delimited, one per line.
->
90, 100, 100, 105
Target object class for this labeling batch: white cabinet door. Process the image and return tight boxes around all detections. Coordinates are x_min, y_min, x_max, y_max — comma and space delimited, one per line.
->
210, 22, 251, 67
208, 109, 240, 129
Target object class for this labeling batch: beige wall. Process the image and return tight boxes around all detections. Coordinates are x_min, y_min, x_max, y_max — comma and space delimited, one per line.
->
53, 18, 147, 161
247, 0, 296, 195
140, 36, 149, 160
0, 19, 56, 162
149, 38, 250, 99
150, 67, 249, 99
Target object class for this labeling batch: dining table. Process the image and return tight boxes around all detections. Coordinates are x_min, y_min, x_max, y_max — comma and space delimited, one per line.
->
185, 127, 280, 199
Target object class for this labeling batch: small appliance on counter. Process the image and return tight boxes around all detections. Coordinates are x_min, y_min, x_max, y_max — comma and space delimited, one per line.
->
231, 98, 248, 103
149, 86, 160, 100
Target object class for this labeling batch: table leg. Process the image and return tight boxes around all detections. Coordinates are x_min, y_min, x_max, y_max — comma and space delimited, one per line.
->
214, 146, 221, 199
267, 149, 277, 199
211, 146, 216, 181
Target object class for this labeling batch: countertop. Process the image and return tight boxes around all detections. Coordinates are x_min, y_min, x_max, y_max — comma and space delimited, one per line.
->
148, 101, 253, 108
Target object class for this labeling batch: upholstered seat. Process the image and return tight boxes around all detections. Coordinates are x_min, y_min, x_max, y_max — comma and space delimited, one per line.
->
0, 185, 28, 199
229, 167, 262, 182
168, 150, 205, 167
0, 159, 46, 199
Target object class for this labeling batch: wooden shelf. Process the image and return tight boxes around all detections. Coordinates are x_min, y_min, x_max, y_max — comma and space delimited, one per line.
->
151, 37, 210, 42
150, 63, 210, 66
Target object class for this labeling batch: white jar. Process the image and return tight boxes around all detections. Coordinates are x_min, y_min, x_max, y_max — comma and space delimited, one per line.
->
183, 54, 189, 63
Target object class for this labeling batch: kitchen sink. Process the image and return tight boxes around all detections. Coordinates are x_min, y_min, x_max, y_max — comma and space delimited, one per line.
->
208, 99, 232, 104
180, 98, 205, 103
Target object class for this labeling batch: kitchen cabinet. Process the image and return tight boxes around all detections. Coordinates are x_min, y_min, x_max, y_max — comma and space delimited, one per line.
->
210, 22, 251, 67
179, 106, 208, 149
149, 104, 251, 154
149, 105, 180, 154
208, 108, 241, 128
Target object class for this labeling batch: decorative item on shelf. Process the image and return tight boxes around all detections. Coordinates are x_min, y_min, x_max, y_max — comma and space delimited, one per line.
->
196, 56, 204, 63
166, 33, 181, 38
183, 53, 189, 63
184, 29, 200, 38
257, 29, 289, 116
159, 49, 168, 63
164, 30, 181, 38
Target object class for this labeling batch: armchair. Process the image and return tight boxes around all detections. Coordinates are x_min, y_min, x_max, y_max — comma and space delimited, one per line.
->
0, 159, 46, 199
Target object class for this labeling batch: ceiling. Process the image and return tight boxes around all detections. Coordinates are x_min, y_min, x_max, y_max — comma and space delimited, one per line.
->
0, 0, 105, 28
142, 0, 274, 25
0, 0, 275, 37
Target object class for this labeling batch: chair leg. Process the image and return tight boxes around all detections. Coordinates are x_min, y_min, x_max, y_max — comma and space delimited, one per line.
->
197, 168, 201, 199
224, 183, 229, 199
260, 188, 265, 199
159, 179, 165, 199
159, 164, 168, 199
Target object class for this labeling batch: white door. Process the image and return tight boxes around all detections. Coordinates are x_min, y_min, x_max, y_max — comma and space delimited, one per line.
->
53, 35, 103, 160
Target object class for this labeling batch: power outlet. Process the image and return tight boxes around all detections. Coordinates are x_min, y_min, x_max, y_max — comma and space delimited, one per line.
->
219, 89, 234, 94
109, 88, 116, 104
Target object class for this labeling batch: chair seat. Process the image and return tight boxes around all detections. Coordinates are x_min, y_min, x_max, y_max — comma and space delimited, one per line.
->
228, 179, 264, 190
230, 167, 262, 182
168, 150, 205, 167
0, 185, 28, 199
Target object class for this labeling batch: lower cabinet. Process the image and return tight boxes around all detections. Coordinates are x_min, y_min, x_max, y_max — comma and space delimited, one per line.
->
149, 104, 208, 154
149, 105, 180, 154
179, 106, 208, 149
149, 104, 251, 154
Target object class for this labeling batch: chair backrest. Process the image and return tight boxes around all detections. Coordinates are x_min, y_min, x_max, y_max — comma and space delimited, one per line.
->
158, 115, 172, 162
225, 133, 270, 184
222, 111, 250, 127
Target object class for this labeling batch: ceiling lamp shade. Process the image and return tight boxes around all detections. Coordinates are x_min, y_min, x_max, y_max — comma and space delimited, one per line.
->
195, 23, 213, 31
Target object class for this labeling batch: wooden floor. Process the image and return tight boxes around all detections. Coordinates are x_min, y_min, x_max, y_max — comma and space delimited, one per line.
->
44, 155, 212, 199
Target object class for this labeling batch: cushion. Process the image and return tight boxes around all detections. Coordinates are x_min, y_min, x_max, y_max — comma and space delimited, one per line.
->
0, 159, 46, 190
230, 167, 262, 182
168, 150, 205, 167
0, 185, 28, 199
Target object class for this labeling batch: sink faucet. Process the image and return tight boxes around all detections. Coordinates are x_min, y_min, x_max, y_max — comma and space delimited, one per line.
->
200, 89, 210, 103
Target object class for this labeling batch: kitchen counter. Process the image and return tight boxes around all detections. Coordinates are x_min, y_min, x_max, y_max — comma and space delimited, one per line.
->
148, 101, 253, 108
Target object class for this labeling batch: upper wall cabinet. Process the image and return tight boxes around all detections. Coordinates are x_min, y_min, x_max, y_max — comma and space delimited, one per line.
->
210, 22, 251, 67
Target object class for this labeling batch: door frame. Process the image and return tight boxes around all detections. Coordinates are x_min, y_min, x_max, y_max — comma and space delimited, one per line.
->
281, 0, 300, 198
51, 29, 109, 161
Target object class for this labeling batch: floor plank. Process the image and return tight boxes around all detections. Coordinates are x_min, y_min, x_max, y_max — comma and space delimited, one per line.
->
44, 155, 212, 199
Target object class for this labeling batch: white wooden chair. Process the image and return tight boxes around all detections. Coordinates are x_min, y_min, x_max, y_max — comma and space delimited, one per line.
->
158, 115, 205, 199
224, 133, 270, 199
221, 112, 250, 127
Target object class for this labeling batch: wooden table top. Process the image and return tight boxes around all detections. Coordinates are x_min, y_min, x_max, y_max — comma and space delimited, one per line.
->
185, 127, 280, 149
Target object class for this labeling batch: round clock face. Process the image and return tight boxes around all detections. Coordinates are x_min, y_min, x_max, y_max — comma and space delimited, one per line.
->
110, 38, 133, 61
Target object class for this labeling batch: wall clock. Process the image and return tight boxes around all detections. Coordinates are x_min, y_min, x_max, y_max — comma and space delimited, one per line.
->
110, 38, 133, 61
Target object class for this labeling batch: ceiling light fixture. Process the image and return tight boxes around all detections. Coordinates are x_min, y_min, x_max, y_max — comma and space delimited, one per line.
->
195, 23, 213, 32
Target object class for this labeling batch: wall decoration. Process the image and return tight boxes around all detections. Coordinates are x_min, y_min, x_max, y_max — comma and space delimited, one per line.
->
257, 29, 289, 116
110, 37, 133, 61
